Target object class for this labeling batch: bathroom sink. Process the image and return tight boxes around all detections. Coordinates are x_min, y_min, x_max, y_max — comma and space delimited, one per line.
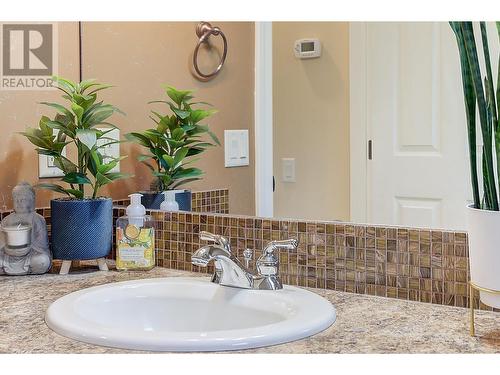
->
45, 277, 336, 352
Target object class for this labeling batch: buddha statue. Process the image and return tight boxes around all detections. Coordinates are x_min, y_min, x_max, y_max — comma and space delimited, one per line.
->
0, 182, 51, 275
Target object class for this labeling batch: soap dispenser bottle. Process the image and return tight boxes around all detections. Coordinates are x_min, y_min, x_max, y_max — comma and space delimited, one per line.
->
160, 191, 179, 211
116, 193, 155, 271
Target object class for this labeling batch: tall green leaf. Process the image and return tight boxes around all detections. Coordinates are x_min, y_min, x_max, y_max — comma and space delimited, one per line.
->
480, 24, 500, 207
450, 22, 480, 209
461, 22, 498, 210
480, 23, 498, 126
497, 22, 500, 133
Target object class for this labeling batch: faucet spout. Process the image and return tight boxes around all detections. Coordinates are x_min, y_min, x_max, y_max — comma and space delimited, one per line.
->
191, 245, 229, 267
191, 244, 254, 289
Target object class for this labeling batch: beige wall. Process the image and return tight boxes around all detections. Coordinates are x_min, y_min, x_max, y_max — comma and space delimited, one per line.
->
273, 22, 350, 221
0, 22, 255, 215
0, 22, 80, 209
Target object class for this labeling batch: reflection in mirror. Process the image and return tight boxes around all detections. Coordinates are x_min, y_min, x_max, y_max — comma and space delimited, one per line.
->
0, 22, 255, 216
271, 21, 499, 231
81, 22, 255, 216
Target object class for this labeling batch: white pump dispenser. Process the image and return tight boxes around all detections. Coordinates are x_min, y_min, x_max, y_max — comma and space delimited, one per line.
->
116, 193, 155, 271
160, 191, 179, 211
127, 193, 146, 226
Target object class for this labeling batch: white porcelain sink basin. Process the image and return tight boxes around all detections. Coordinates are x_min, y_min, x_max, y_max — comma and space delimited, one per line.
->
45, 277, 336, 352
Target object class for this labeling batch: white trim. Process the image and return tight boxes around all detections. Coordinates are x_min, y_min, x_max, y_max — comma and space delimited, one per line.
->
254, 22, 273, 217
349, 22, 369, 223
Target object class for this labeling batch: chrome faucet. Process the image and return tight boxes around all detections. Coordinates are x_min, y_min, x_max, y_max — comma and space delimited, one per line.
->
191, 231, 298, 290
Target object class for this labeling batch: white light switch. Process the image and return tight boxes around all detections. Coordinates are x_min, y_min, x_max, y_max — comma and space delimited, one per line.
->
224, 130, 249, 167
282, 158, 296, 182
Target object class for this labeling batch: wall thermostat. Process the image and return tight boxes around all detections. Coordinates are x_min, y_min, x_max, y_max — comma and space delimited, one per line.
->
294, 38, 321, 59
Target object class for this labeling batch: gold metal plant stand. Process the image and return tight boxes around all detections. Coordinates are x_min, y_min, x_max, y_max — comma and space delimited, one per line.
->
469, 281, 500, 336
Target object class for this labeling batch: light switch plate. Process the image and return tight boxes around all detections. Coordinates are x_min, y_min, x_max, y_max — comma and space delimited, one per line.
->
224, 130, 249, 167
96, 127, 120, 173
38, 130, 66, 178
282, 158, 296, 182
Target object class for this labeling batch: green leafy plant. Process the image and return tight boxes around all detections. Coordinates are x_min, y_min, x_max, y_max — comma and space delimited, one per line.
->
450, 22, 500, 210
21, 76, 130, 199
125, 86, 220, 191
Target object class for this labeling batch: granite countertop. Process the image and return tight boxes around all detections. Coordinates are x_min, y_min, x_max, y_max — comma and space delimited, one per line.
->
1, 266, 500, 354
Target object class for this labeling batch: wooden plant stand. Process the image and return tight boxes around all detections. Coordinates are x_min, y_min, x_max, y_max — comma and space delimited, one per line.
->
59, 258, 109, 275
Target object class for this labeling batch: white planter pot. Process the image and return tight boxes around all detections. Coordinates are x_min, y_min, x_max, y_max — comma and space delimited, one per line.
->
466, 205, 500, 308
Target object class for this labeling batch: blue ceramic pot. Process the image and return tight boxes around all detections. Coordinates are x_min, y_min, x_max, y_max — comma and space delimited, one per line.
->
50, 198, 112, 260
140, 190, 192, 211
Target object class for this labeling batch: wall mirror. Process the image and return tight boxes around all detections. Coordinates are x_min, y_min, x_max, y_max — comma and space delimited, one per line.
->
270, 22, 499, 231
1, 21, 498, 232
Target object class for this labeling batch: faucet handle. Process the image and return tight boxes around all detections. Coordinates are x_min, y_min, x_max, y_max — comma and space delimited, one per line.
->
257, 239, 298, 276
263, 239, 299, 254
199, 231, 231, 253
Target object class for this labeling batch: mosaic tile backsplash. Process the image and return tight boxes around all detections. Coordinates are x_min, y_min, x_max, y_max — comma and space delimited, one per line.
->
1, 189, 229, 263
120, 209, 496, 312
191, 189, 229, 213
2, 186, 497, 312
112, 188, 229, 214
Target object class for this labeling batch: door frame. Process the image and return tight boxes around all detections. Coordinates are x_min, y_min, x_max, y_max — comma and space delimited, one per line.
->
349, 22, 369, 224
254, 22, 274, 217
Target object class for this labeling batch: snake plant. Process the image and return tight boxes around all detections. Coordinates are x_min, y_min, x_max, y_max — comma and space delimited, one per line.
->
450, 22, 500, 210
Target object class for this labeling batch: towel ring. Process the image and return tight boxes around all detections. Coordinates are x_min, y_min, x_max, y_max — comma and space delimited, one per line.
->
193, 22, 228, 79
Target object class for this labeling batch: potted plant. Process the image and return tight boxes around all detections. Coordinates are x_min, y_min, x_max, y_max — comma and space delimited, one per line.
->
450, 22, 500, 308
21, 76, 130, 261
126, 86, 220, 210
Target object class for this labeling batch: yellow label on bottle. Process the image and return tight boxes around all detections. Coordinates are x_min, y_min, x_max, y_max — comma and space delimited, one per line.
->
116, 226, 155, 270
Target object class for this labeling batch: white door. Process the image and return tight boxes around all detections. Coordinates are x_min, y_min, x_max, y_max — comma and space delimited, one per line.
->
366, 22, 472, 230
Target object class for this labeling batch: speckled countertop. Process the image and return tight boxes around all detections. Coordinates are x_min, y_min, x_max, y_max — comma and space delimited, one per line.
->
1, 266, 500, 353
